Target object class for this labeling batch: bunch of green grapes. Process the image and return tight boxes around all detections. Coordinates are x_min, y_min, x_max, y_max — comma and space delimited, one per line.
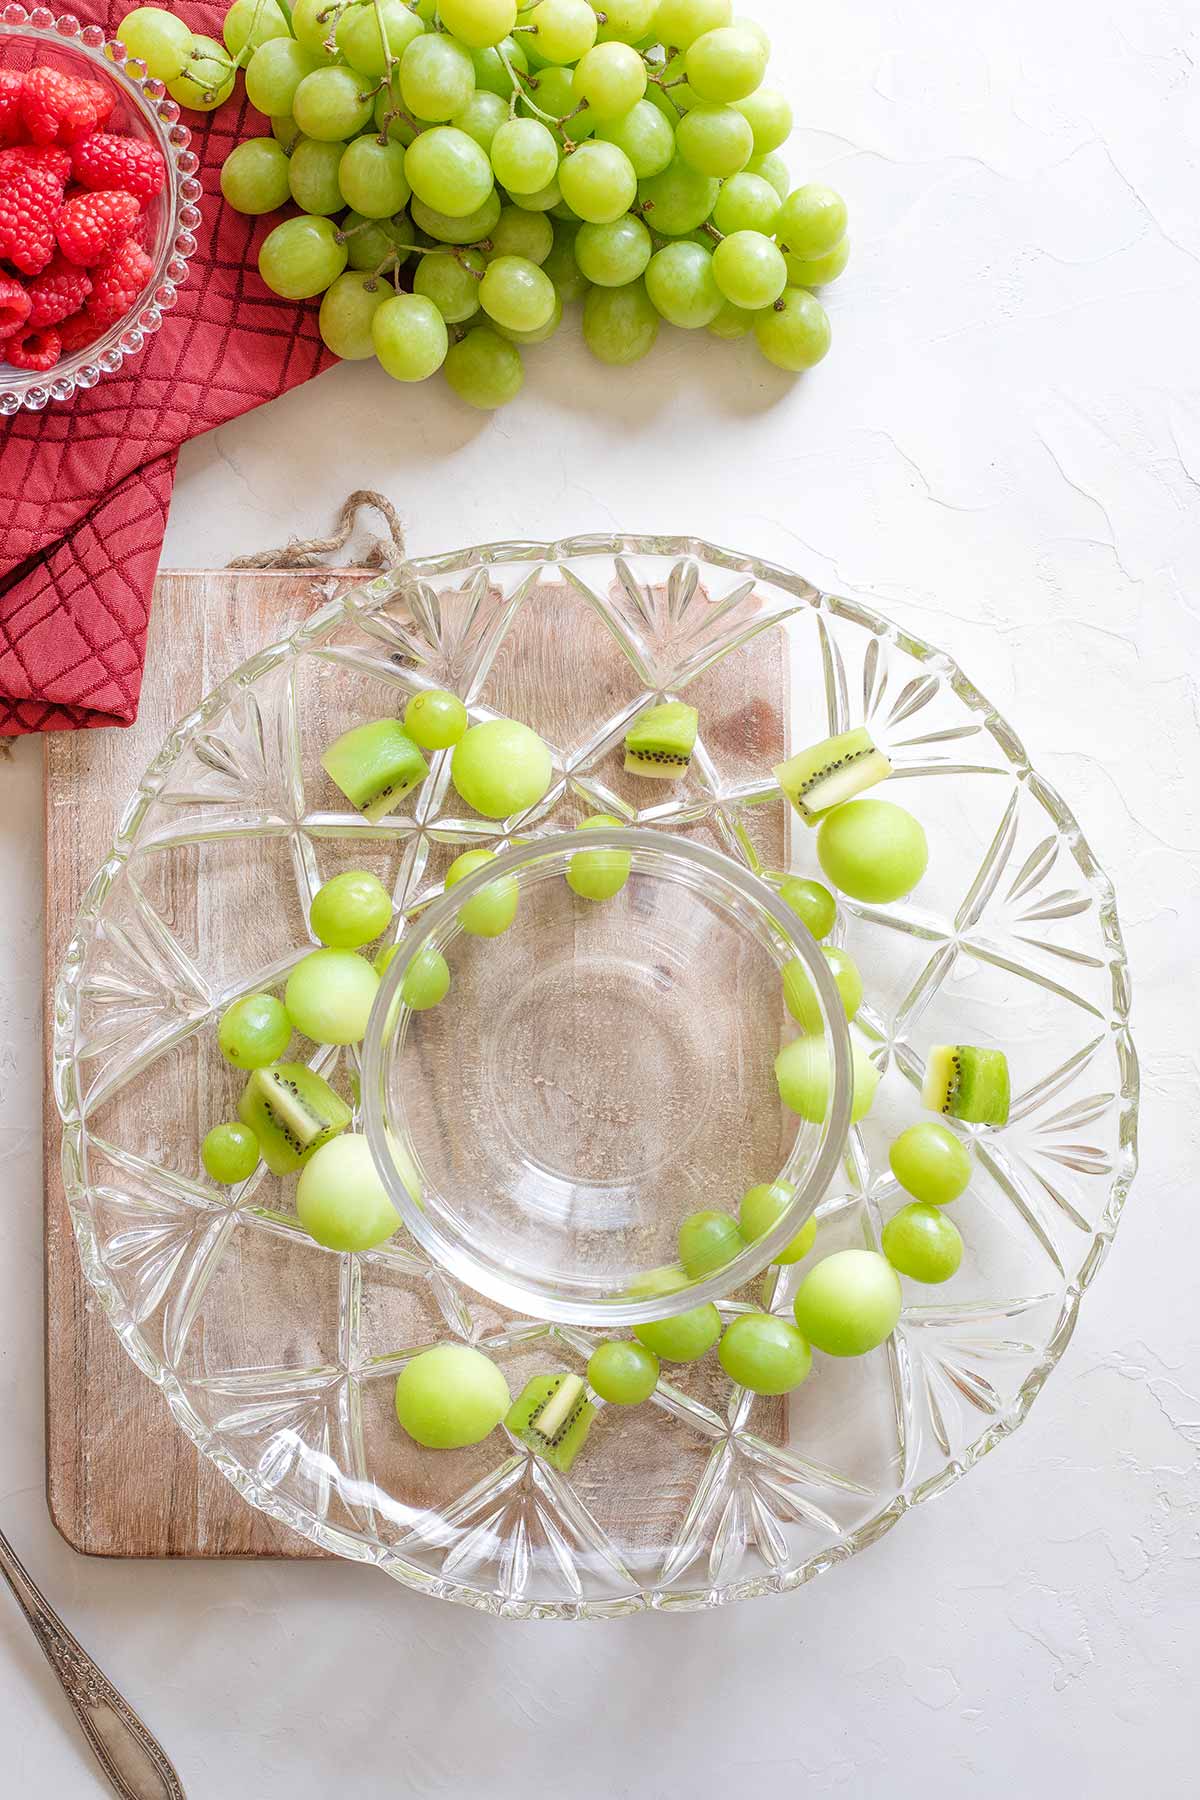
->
125, 0, 850, 409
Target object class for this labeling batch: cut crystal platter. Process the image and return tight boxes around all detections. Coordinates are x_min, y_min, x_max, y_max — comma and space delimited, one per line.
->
53, 537, 1138, 1618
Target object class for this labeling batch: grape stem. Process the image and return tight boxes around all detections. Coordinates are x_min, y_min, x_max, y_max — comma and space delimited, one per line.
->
701, 220, 723, 241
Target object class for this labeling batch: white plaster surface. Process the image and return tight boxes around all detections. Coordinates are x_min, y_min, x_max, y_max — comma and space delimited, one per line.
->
2, 0, 1198, 1792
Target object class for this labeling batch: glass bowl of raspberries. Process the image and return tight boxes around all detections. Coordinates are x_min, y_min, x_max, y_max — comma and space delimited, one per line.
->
0, 5, 202, 411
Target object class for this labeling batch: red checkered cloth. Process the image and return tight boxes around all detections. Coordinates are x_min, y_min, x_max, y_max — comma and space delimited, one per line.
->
0, 3, 334, 735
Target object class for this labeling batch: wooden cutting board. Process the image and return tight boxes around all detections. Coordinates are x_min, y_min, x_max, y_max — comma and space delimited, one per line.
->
43, 566, 788, 1559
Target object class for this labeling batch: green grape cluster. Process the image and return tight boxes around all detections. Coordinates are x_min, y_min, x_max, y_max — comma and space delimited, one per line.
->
138, 0, 850, 408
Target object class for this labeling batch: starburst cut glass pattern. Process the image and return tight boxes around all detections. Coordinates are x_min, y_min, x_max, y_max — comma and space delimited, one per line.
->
55, 539, 1137, 1618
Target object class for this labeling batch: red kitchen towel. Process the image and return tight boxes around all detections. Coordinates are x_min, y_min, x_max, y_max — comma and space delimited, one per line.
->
0, 2, 334, 735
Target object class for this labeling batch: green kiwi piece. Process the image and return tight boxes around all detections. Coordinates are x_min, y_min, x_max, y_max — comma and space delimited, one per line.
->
774, 726, 892, 823
237, 1061, 352, 1175
921, 1045, 1010, 1127
320, 719, 429, 823
624, 701, 699, 779
505, 1373, 595, 1472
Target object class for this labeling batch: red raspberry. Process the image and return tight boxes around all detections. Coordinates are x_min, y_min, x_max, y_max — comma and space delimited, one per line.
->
58, 308, 105, 354
71, 133, 166, 203
0, 143, 72, 188
0, 165, 61, 275
25, 254, 91, 328
0, 69, 23, 145
5, 324, 61, 371
79, 78, 115, 128
20, 66, 99, 147
0, 272, 31, 340
85, 235, 153, 327
55, 188, 140, 267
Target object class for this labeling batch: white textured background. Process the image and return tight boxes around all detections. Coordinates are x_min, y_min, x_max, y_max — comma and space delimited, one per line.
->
2, 0, 1197, 1792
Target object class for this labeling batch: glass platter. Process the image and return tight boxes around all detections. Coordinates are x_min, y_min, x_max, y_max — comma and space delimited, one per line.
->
53, 536, 1138, 1618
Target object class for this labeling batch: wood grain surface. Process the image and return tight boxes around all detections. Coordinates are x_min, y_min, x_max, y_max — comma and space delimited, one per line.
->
44, 568, 787, 1560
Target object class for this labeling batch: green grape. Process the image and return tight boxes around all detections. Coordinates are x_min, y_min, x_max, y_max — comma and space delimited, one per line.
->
400, 945, 452, 1011
413, 247, 486, 320
220, 138, 291, 215
636, 157, 719, 235
782, 946, 863, 1031
479, 253, 556, 331
745, 149, 789, 198
543, 221, 589, 301
732, 13, 770, 49
565, 814, 632, 899
882, 1202, 963, 1284
593, 98, 674, 177
528, 0, 598, 62
444, 326, 525, 407
271, 112, 299, 148
439, 0, 518, 50
775, 1035, 880, 1126
319, 270, 390, 357
452, 87, 510, 152
685, 25, 768, 102
581, 277, 658, 362
218, 993, 292, 1069
675, 104, 754, 178
404, 689, 470, 748
336, 0, 424, 75
444, 847, 520, 935
711, 171, 779, 236
292, 66, 374, 141
400, 31, 476, 121
487, 205, 554, 263
285, 948, 380, 1044
202, 1121, 261, 1185
489, 117, 559, 194
506, 177, 562, 212
472, 37, 527, 97
627, 1263, 689, 1302
678, 1209, 741, 1278
587, 1339, 659, 1404
653, 0, 731, 49
310, 870, 392, 947
288, 136, 346, 215
451, 717, 552, 816
517, 65, 594, 138
223, 0, 291, 58
711, 227, 786, 307
259, 216, 347, 297
719, 1314, 812, 1394
573, 213, 651, 285
342, 209, 410, 271
409, 0, 439, 21
733, 85, 791, 154
168, 35, 235, 110
410, 190, 502, 242
394, 1344, 510, 1448
889, 1123, 971, 1206
372, 292, 450, 380
634, 1302, 722, 1363
793, 1249, 902, 1357
738, 1180, 817, 1265
816, 798, 928, 903
707, 298, 753, 339
375, 82, 419, 145
339, 137, 410, 217
492, 292, 563, 342
572, 42, 646, 119
558, 141, 636, 223
117, 6, 195, 80
596, 0, 659, 42
778, 875, 836, 939
775, 184, 847, 259
754, 285, 831, 372
289, 0, 341, 52
296, 1133, 400, 1252
405, 126, 494, 215
784, 237, 850, 288
644, 239, 722, 327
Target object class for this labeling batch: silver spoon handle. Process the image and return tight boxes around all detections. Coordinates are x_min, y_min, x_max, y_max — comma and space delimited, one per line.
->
0, 1526, 186, 1800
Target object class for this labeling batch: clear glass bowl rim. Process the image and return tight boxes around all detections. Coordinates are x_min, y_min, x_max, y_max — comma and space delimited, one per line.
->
363, 825, 854, 1325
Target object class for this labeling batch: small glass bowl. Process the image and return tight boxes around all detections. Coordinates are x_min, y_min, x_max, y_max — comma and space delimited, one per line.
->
363, 828, 853, 1325
0, 6, 202, 414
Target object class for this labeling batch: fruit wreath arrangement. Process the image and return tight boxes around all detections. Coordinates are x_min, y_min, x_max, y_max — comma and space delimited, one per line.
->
0, 0, 851, 398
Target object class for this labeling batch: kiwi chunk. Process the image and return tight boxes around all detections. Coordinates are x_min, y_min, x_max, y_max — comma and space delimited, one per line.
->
238, 1062, 352, 1175
320, 719, 429, 823
624, 701, 699, 779
505, 1373, 595, 1472
921, 1045, 1010, 1127
774, 727, 892, 823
